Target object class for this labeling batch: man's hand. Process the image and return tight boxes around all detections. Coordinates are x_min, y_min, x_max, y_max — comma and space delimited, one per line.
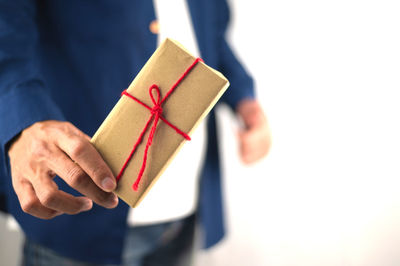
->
8, 120, 118, 219
237, 99, 271, 164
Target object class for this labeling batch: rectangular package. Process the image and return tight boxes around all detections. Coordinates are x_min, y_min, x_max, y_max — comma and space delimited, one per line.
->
91, 38, 229, 207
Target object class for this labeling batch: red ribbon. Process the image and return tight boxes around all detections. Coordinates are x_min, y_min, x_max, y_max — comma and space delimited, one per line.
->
117, 58, 203, 191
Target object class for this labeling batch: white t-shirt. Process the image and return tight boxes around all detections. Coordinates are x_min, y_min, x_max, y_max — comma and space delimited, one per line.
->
127, 0, 206, 225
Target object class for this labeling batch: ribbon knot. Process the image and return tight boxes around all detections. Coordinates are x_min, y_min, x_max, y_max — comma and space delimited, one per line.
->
151, 105, 163, 115
149, 84, 163, 116
117, 58, 203, 191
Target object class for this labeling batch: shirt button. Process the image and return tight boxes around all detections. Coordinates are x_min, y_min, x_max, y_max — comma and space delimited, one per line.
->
149, 20, 160, 34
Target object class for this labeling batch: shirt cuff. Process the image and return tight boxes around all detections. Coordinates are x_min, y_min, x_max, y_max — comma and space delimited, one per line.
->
0, 81, 65, 179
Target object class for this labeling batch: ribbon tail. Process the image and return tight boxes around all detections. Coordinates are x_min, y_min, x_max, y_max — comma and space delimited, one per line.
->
133, 115, 160, 191
116, 115, 154, 182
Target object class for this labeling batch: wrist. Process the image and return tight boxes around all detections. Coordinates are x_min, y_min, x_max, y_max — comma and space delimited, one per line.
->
6, 131, 22, 157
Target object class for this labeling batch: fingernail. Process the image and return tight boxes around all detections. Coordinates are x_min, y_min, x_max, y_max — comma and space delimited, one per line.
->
101, 177, 116, 191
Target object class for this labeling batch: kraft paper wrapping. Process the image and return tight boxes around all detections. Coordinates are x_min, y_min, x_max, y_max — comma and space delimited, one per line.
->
91, 38, 229, 207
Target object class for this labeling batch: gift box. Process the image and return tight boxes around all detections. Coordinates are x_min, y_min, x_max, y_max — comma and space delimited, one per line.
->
91, 38, 229, 207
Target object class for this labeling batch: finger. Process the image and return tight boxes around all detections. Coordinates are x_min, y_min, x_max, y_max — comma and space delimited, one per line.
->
30, 169, 93, 215
82, 133, 92, 141
46, 148, 118, 208
62, 122, 92, 141
78, 131, 92, 142
55, 131, 117, 192
239, 130, 260, 164
238, 131, 251, 156
242, 150, 259, 164
12, 177, 61, 219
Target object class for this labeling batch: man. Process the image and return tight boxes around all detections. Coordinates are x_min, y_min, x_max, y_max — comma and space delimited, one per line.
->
0, 0, 270, 265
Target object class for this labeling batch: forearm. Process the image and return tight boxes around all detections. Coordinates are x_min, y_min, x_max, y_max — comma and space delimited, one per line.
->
214, 0, 255, 110
0, 1, 65, 176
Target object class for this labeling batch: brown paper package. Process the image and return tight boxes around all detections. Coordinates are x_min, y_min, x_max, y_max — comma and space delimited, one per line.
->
91, 38, 229, 207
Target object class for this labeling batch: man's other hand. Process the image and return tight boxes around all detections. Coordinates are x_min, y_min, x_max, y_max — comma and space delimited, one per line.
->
7, 120, 118, 219
237, 99, 271, 164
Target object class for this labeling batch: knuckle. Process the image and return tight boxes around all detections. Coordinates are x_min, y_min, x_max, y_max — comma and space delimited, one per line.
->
50, 121, 69, 134
60, 121, 74, 133
21, 197, 39, 214
41, 214, 56, 220
66, 167, 87, 187
69, 139, 87, 158
94, 192, 111, 204
62, 121, 73, 128
32, 121, 46, 131
30, 140, 51, 158
61, 121, 80, 136
41, 211, 59, 220
91, 166, 106, 180
38, 189, 57, 207
33, 121, 53, 136
68, 208, 83, 215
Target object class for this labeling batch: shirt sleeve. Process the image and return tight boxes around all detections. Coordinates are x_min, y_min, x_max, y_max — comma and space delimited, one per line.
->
0, 1, 65, 183
215, 0, 256, 110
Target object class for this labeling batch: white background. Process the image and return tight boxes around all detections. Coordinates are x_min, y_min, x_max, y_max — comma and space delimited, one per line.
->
2, 0, 400, 265
197, 0, 400, 265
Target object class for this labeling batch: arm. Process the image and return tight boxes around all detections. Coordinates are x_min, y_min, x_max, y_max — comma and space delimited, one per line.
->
215, 0, 271, 163
0, 1, 118, 219
237, 99, 271, 163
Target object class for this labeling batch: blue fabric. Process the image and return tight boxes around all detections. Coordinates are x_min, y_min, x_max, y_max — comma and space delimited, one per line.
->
122, 214, 196, 266
0, 0, 255, 264
22, 214, 196, 266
